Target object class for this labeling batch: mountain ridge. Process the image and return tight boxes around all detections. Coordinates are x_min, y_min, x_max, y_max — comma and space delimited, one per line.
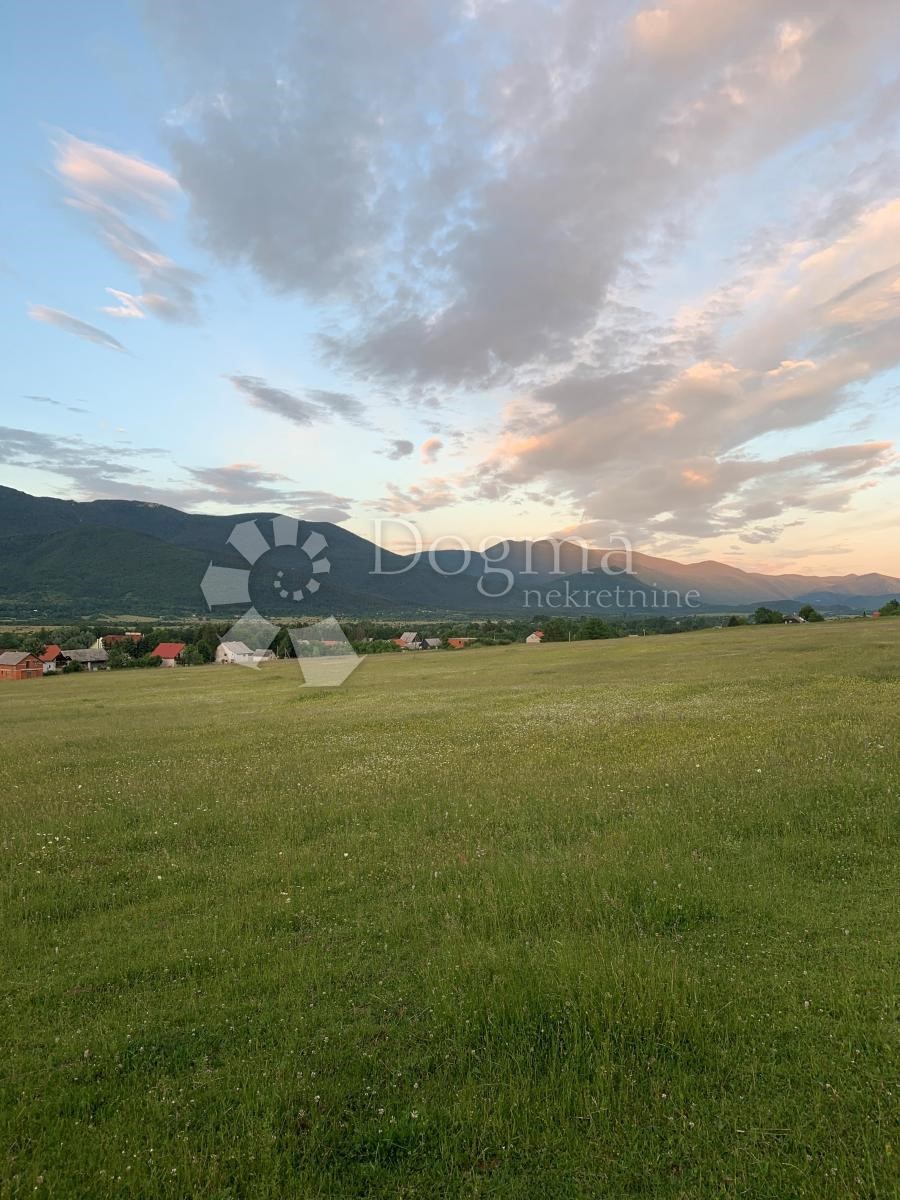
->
0, 486, 896, 618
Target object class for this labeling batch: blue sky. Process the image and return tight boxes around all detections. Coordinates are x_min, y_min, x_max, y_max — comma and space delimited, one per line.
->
2, 0, 899, 575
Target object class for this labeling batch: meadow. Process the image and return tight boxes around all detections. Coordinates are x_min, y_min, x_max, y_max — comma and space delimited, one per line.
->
2, 621, 897, 1198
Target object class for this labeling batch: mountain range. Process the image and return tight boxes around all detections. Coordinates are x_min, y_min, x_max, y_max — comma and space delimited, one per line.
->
0, 485, 897, 619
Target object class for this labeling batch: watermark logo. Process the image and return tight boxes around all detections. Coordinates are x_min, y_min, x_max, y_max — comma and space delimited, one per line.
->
365, 522, 702, 610
200, 517, 359, 686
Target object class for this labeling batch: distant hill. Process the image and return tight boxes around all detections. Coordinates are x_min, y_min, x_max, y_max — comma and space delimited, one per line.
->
0, 485, 897, 619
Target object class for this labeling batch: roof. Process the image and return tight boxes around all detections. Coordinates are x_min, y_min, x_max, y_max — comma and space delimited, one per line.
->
63, 648, 108, 663
40, 644, 62, 661
220, 641, 252, 655
0, 651, 35, 665
399, 631, 419, 643
151, 642, 186, 659
424, 638, 442, 647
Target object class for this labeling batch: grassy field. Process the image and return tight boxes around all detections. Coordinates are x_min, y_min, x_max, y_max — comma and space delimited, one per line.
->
2, 622, 897, 1198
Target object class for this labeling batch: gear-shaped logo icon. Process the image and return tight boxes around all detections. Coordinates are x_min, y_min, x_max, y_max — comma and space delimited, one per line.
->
200, 516, 360, 686
201, 517, 330, 610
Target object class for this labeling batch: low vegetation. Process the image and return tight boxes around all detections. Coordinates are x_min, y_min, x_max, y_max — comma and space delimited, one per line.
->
1, 621, 897, 1198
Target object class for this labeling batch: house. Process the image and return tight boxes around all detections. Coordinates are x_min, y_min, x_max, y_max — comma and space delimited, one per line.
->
394, 631, 421, 649
61, 648, 109, 671
216, 640, 253, 664
151, 642, 186, 667
216, 641, 276, 665
40, 644, 63, 673
783, 614, 806, 624
447, 637, 476, 649
525, 631, 545, 644
423, 637, 442, 649
0, 651, 43, 680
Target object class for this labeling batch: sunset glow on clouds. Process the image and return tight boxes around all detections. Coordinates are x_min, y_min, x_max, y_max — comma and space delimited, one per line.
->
3, 1, 899, 573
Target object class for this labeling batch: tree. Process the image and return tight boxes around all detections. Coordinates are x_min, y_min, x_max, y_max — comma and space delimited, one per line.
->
62, 660, 82, 674
753, 607, 784, 625
578, 617, 613, 640
798, 604, 824, 622
727, 614, 747, 627
272, 627, 296, 658
107, 644, 135, 669
540, 618, 572, 642
195, 623, 221, 660
179, 644, 205, 666
879, 598, 899, 615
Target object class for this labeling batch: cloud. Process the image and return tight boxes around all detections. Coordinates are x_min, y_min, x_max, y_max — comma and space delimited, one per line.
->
54, 132, 180, 213
101, 288, 146, 319
184, 462, 353, 518
137, 2, 900, 551
420, 436, 443, 464
374, 478, 458, 514
52, 132, 201, 324
0, 425, 163, 496
0, 426, 354, 520
145, 0, 900, 388
305, 389, 367, 422
467, 193, 900, 542
381, 438, 415, 460
24, 395, 90, 414
66, 198, 202, 324
226, 374, 365, 426
27, 305, 128, 353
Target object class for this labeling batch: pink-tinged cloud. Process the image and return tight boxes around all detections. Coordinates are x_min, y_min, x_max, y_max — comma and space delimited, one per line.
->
420, 437, 443, 464
54, 133, 180, 213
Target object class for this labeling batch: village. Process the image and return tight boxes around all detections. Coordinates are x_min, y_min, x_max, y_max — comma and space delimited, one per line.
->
1, 601, 895, 682
0, 626, 531, 681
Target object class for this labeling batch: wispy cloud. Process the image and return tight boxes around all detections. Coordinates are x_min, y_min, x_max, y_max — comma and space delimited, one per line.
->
374, 478, 458, 514
184, 462, 353, 519
53, 131, 180, 213
0, 426, 354, 521
226, 374, 365, 426
27, 305, 129, 353
24, 394, 91, 415
51, 131, 201, 324
0, 425, 162, 496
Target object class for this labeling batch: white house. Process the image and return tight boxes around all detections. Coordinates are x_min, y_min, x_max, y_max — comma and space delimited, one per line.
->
525, 631, 545, 644
216, 640, 253, 664
216, 641, 276, 664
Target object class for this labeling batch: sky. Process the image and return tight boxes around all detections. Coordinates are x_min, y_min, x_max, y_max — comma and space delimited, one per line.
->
2, 0, 899, 576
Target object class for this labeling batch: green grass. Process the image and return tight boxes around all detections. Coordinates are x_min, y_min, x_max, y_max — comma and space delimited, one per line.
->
1, 622, 898, 1198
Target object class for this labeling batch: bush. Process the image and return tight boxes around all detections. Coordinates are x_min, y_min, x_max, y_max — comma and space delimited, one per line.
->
62, 660, 82, 674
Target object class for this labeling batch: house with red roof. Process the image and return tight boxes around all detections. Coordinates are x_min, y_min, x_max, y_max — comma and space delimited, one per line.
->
151, 641, 186, 668
525, 630, 545, 644
40, 644, 63, 673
